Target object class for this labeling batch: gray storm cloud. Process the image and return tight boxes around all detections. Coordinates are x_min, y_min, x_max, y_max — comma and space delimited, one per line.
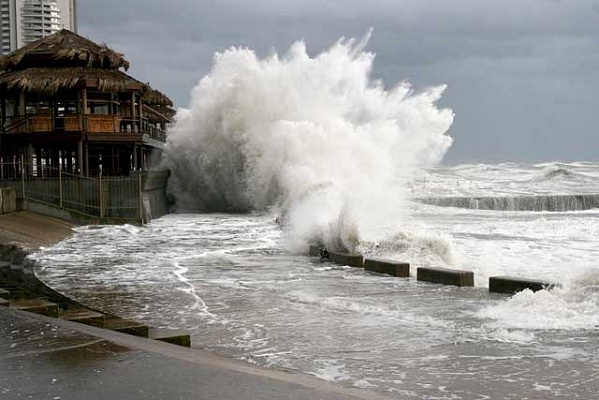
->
79, 0, 599, 162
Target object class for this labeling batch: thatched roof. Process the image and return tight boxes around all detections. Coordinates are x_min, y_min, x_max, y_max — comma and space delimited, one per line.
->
0, 67, 175, 107
0, 30, 174, 107
0, 29, 129, 72
141, 88, 174, 107
0, 67, 140, 94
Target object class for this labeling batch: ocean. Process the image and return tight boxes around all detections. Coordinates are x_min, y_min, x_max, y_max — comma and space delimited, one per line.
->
32, 162, 599, 399
32, 36, 599, 398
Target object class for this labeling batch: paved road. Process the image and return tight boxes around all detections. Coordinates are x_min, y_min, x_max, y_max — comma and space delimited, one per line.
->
0, 307, 389, 400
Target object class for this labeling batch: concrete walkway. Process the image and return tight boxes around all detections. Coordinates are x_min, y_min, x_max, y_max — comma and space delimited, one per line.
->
0, 213, 388, 399
0, 211, 75, 249
1, 307, 387, 400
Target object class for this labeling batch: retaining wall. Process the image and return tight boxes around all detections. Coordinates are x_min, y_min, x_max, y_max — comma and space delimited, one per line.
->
0, 187, 16, 214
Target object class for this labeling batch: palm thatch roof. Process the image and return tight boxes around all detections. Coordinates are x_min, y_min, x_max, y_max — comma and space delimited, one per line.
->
0, 30, 174, 107
0, 67, 139, 93
0, 30, 129, 72
0, 67, 174, 107
141, 88, 174, 107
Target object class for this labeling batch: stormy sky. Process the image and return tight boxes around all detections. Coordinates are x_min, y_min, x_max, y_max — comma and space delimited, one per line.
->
79, 0, 599, 163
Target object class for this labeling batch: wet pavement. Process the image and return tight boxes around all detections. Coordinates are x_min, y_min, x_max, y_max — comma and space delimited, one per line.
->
0, 307, 387, 400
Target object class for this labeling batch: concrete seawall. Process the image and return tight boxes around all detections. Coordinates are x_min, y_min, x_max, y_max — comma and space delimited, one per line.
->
0, 211, 190, 346
2, 169, 172, 225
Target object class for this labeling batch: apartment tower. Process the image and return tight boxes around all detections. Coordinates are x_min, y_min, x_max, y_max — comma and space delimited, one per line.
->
0, 0, 77, 55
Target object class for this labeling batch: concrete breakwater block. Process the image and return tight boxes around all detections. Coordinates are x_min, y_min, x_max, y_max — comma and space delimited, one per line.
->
417, 267, 474, 287
59, 308, 105, 327
489, 276, 558, 294
328, 251, 364, 268
10, 299, 59, 318
104, 318, 149, 338
364, 258, 410, 278
149, 328, 191, 347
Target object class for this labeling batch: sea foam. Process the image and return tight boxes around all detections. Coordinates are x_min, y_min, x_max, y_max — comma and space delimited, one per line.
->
163, 32, 453, 251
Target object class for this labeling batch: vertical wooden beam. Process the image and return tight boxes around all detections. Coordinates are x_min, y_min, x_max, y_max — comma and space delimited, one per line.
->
26, 143, 33, 178
77, 140, 83, 176
133, 144, 138, 171
19, 92, 25, 116
81, 88, 88, 132
84, 142, 89, 177
35, 147, 41, 177
131, 92, 137, 133
139, 97, 143, 133
1, 96, 5, 132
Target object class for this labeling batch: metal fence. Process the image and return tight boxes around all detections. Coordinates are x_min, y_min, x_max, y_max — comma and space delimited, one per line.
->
0, 160, 143, 221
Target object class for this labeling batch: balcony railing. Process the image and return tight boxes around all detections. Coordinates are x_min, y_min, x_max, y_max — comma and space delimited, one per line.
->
2, 114, 168, 142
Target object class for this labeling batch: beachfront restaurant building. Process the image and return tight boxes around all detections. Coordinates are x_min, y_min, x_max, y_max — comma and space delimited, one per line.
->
0, 29, 174, 178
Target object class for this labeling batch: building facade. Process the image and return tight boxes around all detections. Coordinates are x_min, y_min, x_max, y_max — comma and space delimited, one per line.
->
0, 29, 174, 178
0, 0, 76, 55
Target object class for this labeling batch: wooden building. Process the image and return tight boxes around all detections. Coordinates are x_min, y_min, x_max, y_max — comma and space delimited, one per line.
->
0, 29, 174, 177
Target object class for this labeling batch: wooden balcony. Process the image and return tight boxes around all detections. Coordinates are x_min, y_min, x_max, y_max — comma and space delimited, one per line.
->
2, 114, 168, 144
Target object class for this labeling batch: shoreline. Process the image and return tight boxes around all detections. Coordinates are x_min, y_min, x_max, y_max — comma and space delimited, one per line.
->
0, 211, 386, 399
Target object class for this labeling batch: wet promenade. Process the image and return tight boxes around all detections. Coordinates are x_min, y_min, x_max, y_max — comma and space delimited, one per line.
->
1, 307, 385, 400
0, 212, 385, 399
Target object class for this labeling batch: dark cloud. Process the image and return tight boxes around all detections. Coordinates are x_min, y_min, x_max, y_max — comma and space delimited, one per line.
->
79, 0, 599, 163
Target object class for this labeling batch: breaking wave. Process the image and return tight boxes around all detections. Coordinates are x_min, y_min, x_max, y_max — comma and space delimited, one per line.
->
478, 269, 599, 331
534, 165, 575, 181
163, 32, 453, 251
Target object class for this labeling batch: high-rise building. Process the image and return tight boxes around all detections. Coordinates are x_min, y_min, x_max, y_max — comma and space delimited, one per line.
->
0, 0, 77, 55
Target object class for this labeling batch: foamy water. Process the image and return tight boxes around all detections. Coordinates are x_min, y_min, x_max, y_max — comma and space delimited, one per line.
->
32, 166, 599, 398
32, 33, 599, 398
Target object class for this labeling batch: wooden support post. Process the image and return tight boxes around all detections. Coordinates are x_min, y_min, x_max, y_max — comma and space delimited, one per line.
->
81, 88, 88, 132
84, 142, 89, 177
139, 97, 143, 133
19, 92, 25, 116
132, 144, 138, 171
35, 148, 41, 177
131, 92, 137, 133
77, 141, 83, 176
1, 96, 5, 132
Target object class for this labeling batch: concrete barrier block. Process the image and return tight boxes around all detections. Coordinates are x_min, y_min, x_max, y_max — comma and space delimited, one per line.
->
59, 308, 105, 327
328, 251, 364, 268
0, 297, 9, 307
364, 258, 410, 278
149, 328, 191, 347
417, 267, 474, 287
489, 276, 558, 294
11, 299, 59, 318
104, 318, 149, 338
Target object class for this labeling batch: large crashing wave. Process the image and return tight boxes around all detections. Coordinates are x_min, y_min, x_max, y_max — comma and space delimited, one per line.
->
163, 32, 454, 251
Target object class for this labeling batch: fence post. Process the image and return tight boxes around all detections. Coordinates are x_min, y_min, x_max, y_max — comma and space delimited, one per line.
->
20, 155, 25, 198
138, 172, 143, 224
59, 163, 63, 208
99, 173, 104, 218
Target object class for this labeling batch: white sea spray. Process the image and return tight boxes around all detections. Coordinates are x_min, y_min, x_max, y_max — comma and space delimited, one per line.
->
163, 33, 453, 251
